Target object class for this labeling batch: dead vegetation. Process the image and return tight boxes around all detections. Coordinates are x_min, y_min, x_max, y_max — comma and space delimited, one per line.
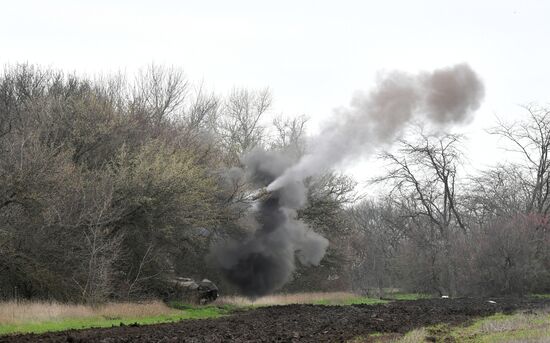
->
217, 291, 359, 306
0, 300, 177, 325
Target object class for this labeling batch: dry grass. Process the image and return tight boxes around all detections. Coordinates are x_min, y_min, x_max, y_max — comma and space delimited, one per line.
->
0, 292, 368, 326
469, 309, 550, 342
0, 300, 178, 325
477, 310, 549, 334
393, 307, 550, 342
217, 291, 359, 306
394, 328, 429, 343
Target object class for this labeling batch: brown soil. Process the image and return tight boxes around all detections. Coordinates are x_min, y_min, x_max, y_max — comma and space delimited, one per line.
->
2, 297, 549, 343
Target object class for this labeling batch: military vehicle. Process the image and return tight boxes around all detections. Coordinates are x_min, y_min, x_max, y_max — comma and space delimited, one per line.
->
164, 277, 219, 304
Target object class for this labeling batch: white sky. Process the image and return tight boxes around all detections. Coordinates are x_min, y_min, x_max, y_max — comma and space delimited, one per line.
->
2, 0, 550, 189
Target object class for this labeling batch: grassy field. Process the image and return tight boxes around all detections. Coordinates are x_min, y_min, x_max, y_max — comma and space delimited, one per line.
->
217, 292, 386, 306
0, 301, 231, 336
349, 308, 550, 343
393, 308, 550, 343
0, 292, 436, 336
216, 291, 430, 307
0, 292, 440, 337
4, 293, 548, 340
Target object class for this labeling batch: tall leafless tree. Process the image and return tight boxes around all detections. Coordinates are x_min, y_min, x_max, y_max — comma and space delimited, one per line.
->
218, 87, 272, 163
374, 129, 466, 295
489, 105, 550, 215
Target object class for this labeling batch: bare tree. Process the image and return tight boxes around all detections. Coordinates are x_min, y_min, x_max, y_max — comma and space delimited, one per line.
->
218, 87, 272, 163
465, 165, 530, 227
185, 83, 220, 132
133, 64, 189, 126
489, 105, 550, 215
76, 225, 122, 305
271, 115, 308, 157
377, 131, 466, 232
374, 129, 466, 296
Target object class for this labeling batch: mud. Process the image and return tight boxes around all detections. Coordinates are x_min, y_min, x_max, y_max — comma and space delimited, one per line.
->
3, 297, 549, 342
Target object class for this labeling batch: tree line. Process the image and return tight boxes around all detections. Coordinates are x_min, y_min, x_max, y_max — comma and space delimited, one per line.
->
0, 64, 352, 303
0, 64, 548, 303
347, 112, 550, 297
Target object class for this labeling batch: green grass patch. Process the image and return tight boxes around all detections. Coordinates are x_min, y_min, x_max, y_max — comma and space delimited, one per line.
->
449, 311, 550, 343
168, 301, 241, 312
0, 306, 231, 336
396, 309, 550, 343
384, 293, 432, 301
530, 293, 550, 299
311, 292, 431, 306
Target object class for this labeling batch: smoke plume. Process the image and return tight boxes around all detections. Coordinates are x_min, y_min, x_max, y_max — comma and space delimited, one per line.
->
215, 149, 329, 297
215, 63, 484, 297
268, 63, 484, 191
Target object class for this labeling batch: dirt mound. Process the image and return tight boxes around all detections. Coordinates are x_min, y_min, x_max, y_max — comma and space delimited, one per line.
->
3, 297, 549, 342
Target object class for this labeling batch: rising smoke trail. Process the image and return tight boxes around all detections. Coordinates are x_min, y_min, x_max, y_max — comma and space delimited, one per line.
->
268, 63, 484, 191
215, 63, 484, 297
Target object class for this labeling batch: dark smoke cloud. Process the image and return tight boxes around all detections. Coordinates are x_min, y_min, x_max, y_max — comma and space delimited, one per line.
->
215, 63, 484, 297
215, 149, 328, 297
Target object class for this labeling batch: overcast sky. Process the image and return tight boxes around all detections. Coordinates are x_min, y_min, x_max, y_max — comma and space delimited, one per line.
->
2, 0, 549, 187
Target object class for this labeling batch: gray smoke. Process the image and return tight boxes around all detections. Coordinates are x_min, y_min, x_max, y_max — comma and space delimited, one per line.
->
215, 149, 328, 297
268, 63, 484, 191
215, 63, 484, 297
